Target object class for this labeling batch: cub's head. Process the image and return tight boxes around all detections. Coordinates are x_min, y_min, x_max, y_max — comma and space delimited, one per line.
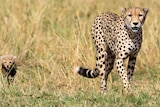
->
1, 54, 17, 70
122, 7, 149, 32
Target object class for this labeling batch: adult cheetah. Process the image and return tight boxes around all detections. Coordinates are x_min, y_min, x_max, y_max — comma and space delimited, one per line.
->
75, 7, 149, 93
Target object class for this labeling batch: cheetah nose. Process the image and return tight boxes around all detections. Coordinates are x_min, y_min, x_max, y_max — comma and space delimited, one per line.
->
7, 65, 10, 68
133, 22, 138, 25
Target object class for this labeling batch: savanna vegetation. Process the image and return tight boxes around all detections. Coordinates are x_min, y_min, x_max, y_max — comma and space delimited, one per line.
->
0, 0, 160, 106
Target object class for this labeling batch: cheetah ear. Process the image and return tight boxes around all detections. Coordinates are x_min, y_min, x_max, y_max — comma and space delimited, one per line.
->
121, 7, 126, 14
143, 8, 149, 15
13, 56, 17, 60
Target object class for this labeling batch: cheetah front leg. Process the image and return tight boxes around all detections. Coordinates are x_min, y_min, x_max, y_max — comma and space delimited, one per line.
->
115, 58, 130, 93
127, 56, 137, 82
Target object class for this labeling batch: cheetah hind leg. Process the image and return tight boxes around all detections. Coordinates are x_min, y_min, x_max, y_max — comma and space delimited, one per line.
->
103, 52, 115, 93
75, 48, 107, 93
99, 51, 115, 94
75, 49, 106, 79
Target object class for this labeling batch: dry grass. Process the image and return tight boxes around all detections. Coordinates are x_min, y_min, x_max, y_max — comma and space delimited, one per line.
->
0, 0, 160, 106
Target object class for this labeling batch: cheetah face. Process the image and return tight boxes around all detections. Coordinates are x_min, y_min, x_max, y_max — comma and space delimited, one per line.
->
2, 59, 15, 70
1, 55, 16, 70
122, 7, 149, 32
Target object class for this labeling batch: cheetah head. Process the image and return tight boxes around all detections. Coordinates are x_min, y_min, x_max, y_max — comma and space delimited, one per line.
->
1, 55, 16, 70
122, 7, 149, 32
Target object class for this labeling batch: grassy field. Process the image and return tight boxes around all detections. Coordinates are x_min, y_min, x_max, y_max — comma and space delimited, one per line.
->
0, 0, 160, 106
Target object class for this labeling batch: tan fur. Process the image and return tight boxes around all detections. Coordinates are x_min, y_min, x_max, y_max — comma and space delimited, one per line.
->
1, 54, 17, 85
76, 7, 149, 93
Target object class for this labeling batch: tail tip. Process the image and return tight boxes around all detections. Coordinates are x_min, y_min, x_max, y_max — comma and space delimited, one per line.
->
75, 66, 81, 73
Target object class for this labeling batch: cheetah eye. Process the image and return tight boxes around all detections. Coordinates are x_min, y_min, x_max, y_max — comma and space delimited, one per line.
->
9, 62, 12, 63
128, 14, 132, 17
138, 14, 143, 17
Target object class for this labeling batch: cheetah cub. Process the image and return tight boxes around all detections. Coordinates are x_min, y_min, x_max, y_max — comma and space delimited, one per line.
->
1, 54, 17, 85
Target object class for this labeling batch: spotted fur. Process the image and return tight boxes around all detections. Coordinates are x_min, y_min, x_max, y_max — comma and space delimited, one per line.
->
75, 7, 149, 93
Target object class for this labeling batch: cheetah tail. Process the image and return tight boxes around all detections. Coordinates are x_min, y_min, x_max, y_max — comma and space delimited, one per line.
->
75, 66, 99, 78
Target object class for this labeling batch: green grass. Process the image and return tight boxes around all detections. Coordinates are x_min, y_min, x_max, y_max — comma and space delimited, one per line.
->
0, 0, 160, 106
0, 68, 160, 107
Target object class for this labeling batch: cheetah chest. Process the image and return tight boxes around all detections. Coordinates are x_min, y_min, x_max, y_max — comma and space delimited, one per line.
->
106, 27, 142, 58
116, 32, 142, 58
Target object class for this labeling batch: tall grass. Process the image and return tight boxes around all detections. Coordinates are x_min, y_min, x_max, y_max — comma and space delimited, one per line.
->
0, 0, 160, 106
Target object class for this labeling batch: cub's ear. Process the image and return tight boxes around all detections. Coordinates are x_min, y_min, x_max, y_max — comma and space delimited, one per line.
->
13, 56, 17, 60
143, 8, 149, 14
121, 7, 126, 14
